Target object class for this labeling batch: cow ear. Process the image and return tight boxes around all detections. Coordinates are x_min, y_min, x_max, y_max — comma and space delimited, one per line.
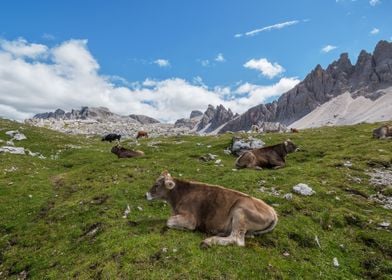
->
165, 179, 175, 190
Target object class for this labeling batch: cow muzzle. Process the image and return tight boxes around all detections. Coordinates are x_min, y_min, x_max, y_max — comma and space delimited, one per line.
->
145, 192, 153, 201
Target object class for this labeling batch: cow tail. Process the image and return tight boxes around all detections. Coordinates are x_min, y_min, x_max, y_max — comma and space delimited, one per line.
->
257, 217, 278, 234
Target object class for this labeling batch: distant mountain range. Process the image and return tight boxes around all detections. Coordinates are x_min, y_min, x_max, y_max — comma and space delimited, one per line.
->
31, 40, 392, 134
33, 106, 160, 125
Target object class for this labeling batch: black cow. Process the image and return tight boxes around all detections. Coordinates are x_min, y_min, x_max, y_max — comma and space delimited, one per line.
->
102, 133, 121, 142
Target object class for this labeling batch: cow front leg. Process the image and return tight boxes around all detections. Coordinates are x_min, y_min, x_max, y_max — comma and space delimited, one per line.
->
167, 214, 196, 231
270, 159, 285, 169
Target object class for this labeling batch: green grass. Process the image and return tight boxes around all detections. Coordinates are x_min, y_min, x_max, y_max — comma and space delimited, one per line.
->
0, 119, 391, 279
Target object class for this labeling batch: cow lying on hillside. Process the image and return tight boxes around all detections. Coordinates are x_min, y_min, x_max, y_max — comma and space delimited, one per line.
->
373, 124, 392, 139
290, 128, 299, 133
136, 131, 148, 139
102, 133, 121, 142
111, 145, 144, 158
235, 140, 298, 170
146, 171, 278, 248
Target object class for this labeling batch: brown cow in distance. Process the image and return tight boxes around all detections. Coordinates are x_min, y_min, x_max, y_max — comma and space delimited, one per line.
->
136, 131, 148, 139
111, 145, 144, 158
235, 140, 298, 170
290, 128, 299, 133
146, 171, 278, 248
373, 124, 392, 139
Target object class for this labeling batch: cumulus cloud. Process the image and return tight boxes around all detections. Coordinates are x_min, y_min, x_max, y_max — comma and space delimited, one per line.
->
0, 37, 48, 58
0, 38, 299, 122
199, 59, 210, 67
215, 53, 225, 62
369, 0, 381, 6
321, 45, 338, 53
370, 28, 380, 35
153, 59, 170, 67
243, 58, 285, 79
235, 20, 301, 38
232, 77, 300, 109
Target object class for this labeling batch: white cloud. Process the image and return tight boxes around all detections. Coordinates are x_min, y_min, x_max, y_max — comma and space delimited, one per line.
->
42, 33, 55, 41
321, 45, 338, 53
215, 53, 225, 62
235, 20, 300, 38
0, 38, 300, 122
233, 77, 300, 108
0, 37, 48, 58
200, 59, 210, 67
370, 28, 380, 35
153, 59, 170, 67
243, 58, 285, 79
369, 0, 381, 6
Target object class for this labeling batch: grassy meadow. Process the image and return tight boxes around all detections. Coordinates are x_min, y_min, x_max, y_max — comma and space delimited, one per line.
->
0, 118, 391, 279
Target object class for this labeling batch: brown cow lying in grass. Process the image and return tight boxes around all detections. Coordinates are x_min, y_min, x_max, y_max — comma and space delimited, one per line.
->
235, 140, 298, 170
373, 124, 392, 139
290, 128, 299, 133
136, 131, 148, 139
146, 171, 278, 248
111, 145, 144, 158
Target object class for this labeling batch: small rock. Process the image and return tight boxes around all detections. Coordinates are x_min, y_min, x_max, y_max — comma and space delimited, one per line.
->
378, 221, 390, 228
6, 130, 27, 141
199, 153, 217, 162
207, 145, 211, 148
335, 196, 340, 201
232, 169, 237, 171
179, 173, 183, 177
162, 247, 168, 253
6, 140, 14, 146
4, 166, 17, 172
0, 146, 25, 155
28, 194, 33, 198
215, 159, 222, 164
283, 193, 293, 200
283, 251, 290, 257
172, 248, 177, 253
223, 149, 231, 155
333, 257, 339, 267
315, 235, 321, 248
137, 206, 143, 211
122, 204, 131, 219
293, 183, 315, 196
343, 161, 352, 167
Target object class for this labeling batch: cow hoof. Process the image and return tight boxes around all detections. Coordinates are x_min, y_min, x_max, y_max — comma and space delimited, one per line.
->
199, 241, 211, 249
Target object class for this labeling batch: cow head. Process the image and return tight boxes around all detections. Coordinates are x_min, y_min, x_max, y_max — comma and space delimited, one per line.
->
284, 140, 299, 153
146, 170, 176, 201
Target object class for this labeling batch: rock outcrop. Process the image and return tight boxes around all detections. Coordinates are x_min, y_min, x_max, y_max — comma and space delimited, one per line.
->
129, 114, 160, 124
190, 110, 203, 119
219, 40, 392, 133
174, 104, 236, 133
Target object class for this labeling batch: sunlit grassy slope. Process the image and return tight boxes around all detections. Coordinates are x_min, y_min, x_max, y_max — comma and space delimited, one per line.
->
0, 118, 391, 279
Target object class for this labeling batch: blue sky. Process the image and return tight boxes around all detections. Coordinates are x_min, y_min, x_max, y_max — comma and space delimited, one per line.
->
0, 0, 391, 121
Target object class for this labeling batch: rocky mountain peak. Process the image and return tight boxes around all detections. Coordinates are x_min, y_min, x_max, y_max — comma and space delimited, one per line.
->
206, 104, 234, 132
219, 40, 392, 133
190, 110, 203, 119
373, 40, 392, 64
